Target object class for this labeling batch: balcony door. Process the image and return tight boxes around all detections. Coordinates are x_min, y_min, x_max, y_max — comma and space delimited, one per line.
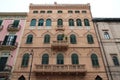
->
0, 57, 8, 71
57, 54, 64, 64
2, 35, 17, 45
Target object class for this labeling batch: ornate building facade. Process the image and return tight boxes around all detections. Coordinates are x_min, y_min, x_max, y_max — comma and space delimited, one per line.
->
93, 18, 120, 80
0, 12, 27, 80
12, 3, 108, 80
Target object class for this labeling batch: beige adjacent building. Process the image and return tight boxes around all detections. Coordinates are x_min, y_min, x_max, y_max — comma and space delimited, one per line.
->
93, 18, 120, 80
11, 3, 108, 80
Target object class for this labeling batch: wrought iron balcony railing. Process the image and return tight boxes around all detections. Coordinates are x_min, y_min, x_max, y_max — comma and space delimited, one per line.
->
51, 40, 68, 51
7, 24, 21, 32
0, 41, 18, 50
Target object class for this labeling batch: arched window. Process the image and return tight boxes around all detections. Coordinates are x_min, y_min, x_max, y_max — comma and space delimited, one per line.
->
26, 34, 33, 44
57, 54, 64, 64
57, 19, 63, 26
46, 19, 51, 26
70, 34, 76, 44
30, 19, 36, 26
21, 53, 30, 67
95, 75, 102, 80
76, 19, 82, 26
44, 34, 50, 43
112, 56, 119, 66
104, 32, 110, 39
18, 75, 25, 80
87, 34, 94, 44
57, 34, 64, 41
91, 54, 99, 67
71, 54, 79, 64
69, 19, 74, 26
38, 19, 44, 26
84, 19, 90, 26
42, 54, 49, 64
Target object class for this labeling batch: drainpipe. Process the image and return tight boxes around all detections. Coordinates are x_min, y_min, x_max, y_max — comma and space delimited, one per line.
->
93, 21, 113, 80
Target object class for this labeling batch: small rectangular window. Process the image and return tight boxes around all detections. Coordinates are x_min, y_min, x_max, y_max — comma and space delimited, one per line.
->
47, 11, 52, 13
40, 11, 45, 13
68, 10, 73, 13
58, 10, 62, 13
75, 11, 80, 13
33, 11, 38, 14
82, 10, 87, 13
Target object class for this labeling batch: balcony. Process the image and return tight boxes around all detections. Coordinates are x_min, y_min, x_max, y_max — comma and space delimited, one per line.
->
56, 25, 65, 31
34, 64, 86, 75
7, 24, 21, 32
51, 40, 68, 51
0, 41, 18, 50
0, 65, 12, 77
0, 25, 3, 31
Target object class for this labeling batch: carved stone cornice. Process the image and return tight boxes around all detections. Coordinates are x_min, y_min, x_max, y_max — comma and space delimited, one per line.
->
29, 3, 90, 10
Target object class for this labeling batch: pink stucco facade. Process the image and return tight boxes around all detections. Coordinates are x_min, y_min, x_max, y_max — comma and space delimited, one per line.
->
0, 13, 27, 68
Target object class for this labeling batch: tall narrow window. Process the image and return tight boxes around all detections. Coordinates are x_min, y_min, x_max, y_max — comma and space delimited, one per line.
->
95, 75, 102, 80
91, 54, 99, 67
104, 32, 110, 39
112, 56, 119, 66
71, 54, 79, 64
26, 34, 33, 44
13, 20, 20, 27
0, 20, 3, 26
0, 57, 8, 71
18, 75, 25, 80
42, 54, 49, 64
44, 34, 50, 43
57, 34, 64, 41
87, 34, 94, 44
70, 34, 76, 44
30, 19, 36, 26
2, 35, 17, 46
84, 19, 90, 26
21, 53, 30, 67
38, 19, 44, 26
57, 54, 64, 64
69, 19, 74, 26
57, 19, 63, 26
46, 19, 51, 26
76, 19, 82, 26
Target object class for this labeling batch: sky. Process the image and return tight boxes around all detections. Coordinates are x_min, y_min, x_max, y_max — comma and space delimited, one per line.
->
0, 0, 120, 18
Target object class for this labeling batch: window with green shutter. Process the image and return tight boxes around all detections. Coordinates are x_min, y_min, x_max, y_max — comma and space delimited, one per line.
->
26, 34, 33, 44
13, 20, 20, 27
70, 34, 76, 44
46, 19, 51, 26
69, 19, 74, 26
38, 19, 44, 26
71, 54, 79, 64
21, 53, 30, 67
84, 19, 90, 26
42, 54, 49, 64
44, 34, 50, 43
87, 34, 94, 44
30, 19, 36, 26
57, 19, 63, 26
76, 19, 82, 26
91, 54, 99, 67
57, 54, 64, 64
